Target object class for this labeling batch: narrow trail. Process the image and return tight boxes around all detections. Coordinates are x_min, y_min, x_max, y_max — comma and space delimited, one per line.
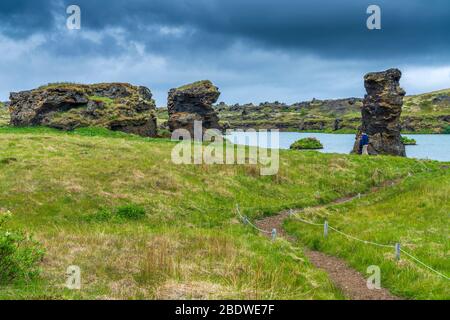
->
255, 180, 402, 300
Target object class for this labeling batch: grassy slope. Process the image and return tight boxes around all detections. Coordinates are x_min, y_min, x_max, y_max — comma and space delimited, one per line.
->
0, 126, 445, 299
285, 170, 450, 299
404, 88, 450, 114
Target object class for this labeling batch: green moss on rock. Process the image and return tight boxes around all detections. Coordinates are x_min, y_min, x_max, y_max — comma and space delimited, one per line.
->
176, 80, 217, 93
9, 83, 158, 137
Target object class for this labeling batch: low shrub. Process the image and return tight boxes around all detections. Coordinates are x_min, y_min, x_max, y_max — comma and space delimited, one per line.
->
290, 137, 324, 150
116, 204, 146, 220
85, 208, 114, 222
85, 204, 147, 222
157, 128, 172, 138
401, 136, 417, 145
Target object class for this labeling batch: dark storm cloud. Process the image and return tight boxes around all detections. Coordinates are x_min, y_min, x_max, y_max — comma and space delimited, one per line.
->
0, 0, 448, 104
0, 0, 55, 36
1, 0, 449, 60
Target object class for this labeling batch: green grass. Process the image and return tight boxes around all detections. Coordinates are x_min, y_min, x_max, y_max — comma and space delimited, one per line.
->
285, 170, 450, 300
88, 96, 115, 106
0, 126, 445, 299
38, 82, 83, 90
176, 80, 217, 92
290, 137, 324, 150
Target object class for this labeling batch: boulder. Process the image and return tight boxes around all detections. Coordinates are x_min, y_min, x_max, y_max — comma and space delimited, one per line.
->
167, 80, 222, 138
9, 83, 157, 137
352, 69, 406, 156
432, 94, 450, 104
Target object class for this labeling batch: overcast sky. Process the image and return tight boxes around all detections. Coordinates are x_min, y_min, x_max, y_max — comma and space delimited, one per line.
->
0, 0, 449, 105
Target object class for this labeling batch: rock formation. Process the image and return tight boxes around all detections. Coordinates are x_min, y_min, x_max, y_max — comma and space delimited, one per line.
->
167, 80, 222, 138
9, 83, 157, 137
352, 68, 406, 156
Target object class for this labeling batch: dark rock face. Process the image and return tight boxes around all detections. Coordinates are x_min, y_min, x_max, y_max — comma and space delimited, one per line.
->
167, 80, 222, 138
432, 94, 450, 104
334, 118, 342, 131
9, 83, 157, 137
352, 69, 406, 156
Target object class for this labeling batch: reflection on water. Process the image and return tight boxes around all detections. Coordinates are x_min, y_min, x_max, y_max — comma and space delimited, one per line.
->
226, 132, 450, 162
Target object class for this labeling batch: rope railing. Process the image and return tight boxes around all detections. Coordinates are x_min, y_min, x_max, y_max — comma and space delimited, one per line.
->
236, 204, 272, 234
327, 225, 395, 248
400, 249, 450, 281
290, 213, 450, 281
236, 204, 450, 281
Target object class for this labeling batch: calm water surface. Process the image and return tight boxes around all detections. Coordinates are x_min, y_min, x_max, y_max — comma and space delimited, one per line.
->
226, 132, 450, 162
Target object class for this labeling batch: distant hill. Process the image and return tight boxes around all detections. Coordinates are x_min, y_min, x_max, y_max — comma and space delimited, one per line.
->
403, 88, 450, 114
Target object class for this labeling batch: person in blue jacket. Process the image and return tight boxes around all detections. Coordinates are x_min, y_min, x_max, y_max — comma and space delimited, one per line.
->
359, 133, 369, 155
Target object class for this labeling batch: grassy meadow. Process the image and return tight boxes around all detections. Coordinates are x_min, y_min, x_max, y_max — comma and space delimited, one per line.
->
0, 126, 448, 299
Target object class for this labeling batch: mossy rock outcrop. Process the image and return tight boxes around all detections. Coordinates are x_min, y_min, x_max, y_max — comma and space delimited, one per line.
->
9, 83, 157, 137
290, 137, 323, 150
167, 80, 222, 139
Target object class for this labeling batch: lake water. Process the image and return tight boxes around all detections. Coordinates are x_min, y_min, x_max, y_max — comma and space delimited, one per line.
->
226, 132, 450, 162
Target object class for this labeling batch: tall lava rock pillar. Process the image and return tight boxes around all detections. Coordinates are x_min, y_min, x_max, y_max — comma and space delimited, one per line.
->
352, 68, 406, 156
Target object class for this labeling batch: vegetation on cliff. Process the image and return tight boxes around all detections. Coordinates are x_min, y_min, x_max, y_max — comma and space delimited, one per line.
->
176, 80, 219, 93
401, 136, 417, 145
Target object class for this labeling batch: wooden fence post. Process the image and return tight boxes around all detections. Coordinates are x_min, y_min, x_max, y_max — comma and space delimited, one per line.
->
271, 228, 277, 241
395, 243, 401, 261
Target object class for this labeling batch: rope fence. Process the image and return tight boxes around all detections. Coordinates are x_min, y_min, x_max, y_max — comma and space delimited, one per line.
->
400, 249, 450, 281
236, 204, 450, 281
236, 205, 276, 239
